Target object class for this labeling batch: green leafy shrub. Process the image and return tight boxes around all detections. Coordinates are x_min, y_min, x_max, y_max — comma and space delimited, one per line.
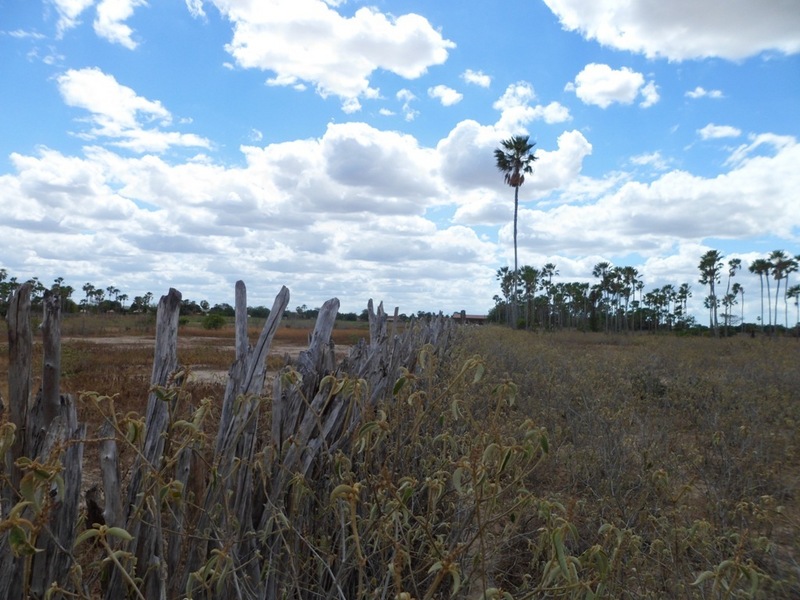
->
202, 313, 225, 330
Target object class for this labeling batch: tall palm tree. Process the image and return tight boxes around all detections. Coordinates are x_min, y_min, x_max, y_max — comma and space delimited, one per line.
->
748, 258, 771, 332
496, 267, 514, 326
620, 266, 639, 331
519, 265, 540, 330
676, 283, 692, 327
781, 256, 799, 328
592, 261, 611, 332
494, 135, 538, 327
786, 284, 800, 331
732, 283, 745, 332
542, 262, 559, 328
769, 250, 790, 331
698, 249, 724, 336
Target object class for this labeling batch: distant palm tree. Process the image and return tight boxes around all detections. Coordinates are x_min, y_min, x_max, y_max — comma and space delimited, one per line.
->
519, 265, 540, 329
592, 261, 611, 332
781, 255, 799, 328
787, 284, 800, 330
748, 258, 771, 332
494, 135, 538, 327
495, 266, 514, 326
698, 249, 724, 335
732, 283, 745, 333
542, 262, 559, 328
769, 250, 790, 330
676, 283, 692, 327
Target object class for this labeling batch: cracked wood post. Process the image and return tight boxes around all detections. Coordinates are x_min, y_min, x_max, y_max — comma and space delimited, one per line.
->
181, 285, 289, 598
0, 284, 32, 599
104, 288, 181, 600
3, 283, 32, 510
40, 289, 62, 431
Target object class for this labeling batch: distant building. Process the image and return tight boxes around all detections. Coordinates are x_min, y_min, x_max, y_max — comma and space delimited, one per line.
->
452, 311, 488, 325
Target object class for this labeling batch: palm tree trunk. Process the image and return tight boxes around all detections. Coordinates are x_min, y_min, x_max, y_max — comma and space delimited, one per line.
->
774, 278, 781, 332
512, 185, 519, 328
765, 277, 772, 332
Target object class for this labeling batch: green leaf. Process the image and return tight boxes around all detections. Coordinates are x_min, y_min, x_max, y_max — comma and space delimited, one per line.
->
452, 467, 464, 494
393, 376, 407, 395
427, 561, 442, 574
19, 473, 38, 504
451, 398, 462, 420
499, 448, 513, 475
472, 362, 485, 384
691, 570, 715, 586
553, 529, 569, 578
450, 568, 461, 596
9, 525, 41, 557
74, 528, 102, 548
106, 527, 134, 542
0, 422, 16, 456
482, 443, 502, 466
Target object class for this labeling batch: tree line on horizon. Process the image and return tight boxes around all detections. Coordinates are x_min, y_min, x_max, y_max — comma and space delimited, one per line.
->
490, 249, 800, 335
0, 269, 446, 324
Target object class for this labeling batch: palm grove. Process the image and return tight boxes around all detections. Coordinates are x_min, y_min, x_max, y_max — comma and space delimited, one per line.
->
491, 136, 800, 334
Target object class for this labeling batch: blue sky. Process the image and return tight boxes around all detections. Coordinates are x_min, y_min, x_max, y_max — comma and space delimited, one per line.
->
1, 0, 799, 319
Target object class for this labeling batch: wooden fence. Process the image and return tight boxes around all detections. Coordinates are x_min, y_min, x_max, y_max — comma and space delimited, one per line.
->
0, 281, 457, 599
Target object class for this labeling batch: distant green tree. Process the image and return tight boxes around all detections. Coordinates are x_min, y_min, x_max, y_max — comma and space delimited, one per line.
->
249, 305, 271, 319
203, 313, 226, 330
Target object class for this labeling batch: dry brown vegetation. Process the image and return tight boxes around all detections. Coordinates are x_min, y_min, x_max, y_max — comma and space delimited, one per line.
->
456, 327, 799, 597
1, 314, 798, 598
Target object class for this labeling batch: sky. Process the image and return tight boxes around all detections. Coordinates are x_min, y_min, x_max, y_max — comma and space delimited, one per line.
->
1, 0, 799, 320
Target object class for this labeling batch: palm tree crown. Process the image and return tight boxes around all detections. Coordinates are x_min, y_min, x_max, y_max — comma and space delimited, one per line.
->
494, 135, 537, 188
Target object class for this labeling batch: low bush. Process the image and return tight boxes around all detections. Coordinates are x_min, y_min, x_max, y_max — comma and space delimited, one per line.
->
201, 313, 226, 330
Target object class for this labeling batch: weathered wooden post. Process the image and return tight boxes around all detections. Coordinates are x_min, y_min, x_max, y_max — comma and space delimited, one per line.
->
181, 283, 290, 598
104, 288, 182, 600
0, 284, 33, 598
3, 283, 32, 508
40, 289, 62, 429
1, 284, 87, 599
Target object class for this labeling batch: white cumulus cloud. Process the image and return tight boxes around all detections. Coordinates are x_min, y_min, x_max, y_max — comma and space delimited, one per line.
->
94, 0, 147, 49
698, 123, 742, 140
565, 63, 655, 109
428, 85, 463, 106
686, 86, 724, 99
50, 0, 95, 36
212, 0, 455, 105
57, 67, 210, 152
493, 82, 571, 132
542, 0, 800, 60
462, 69, 491, 87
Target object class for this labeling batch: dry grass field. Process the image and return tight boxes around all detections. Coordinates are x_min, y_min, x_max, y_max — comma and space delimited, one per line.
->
0, 313, 368, 422
1, 314, 798, 597
456, 327, 800, 597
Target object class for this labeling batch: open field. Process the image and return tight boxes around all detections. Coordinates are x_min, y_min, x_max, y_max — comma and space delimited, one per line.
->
0, 313, 369, 418
1, 314, 798, 597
